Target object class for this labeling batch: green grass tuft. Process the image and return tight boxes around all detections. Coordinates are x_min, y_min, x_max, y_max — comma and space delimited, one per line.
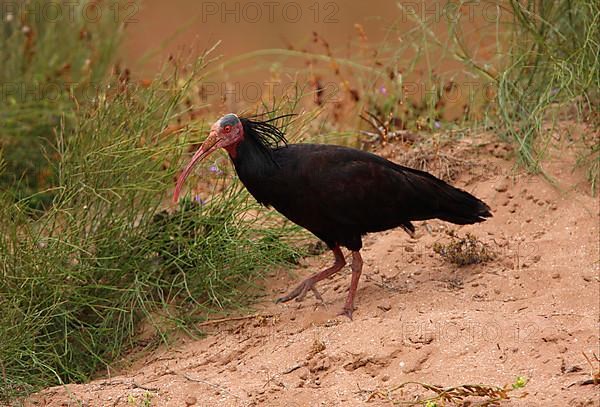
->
0, 56, 304, 401
494, 0, 599, 171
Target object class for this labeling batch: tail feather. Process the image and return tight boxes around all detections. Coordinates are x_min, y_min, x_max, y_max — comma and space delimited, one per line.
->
435, 183, 492, 225
400, 166, 492, 225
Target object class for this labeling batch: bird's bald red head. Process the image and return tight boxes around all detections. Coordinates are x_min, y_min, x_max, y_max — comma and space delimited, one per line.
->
172, 113, 244, 203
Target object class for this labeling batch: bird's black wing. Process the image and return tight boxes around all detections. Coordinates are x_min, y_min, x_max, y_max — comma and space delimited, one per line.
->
271, 144, 490, 240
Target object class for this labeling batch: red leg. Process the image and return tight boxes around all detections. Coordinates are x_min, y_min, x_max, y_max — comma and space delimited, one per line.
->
276, 246, 346, 303
339, 251, 363, 319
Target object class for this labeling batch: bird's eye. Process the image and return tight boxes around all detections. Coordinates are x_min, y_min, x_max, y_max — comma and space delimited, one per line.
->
223, 125, 232, 133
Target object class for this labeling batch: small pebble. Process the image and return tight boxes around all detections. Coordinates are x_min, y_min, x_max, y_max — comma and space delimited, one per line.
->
552, 272, 561, 279
494, 183, 508, 192
378, 302, 392, 312
185, 396, 197, 406
298, 367, 309, 380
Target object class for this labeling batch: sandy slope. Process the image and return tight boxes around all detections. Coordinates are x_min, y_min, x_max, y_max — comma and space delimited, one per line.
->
26, 130, 599, 407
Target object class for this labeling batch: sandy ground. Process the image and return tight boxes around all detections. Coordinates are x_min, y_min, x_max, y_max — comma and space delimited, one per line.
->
24, 129, 599, 406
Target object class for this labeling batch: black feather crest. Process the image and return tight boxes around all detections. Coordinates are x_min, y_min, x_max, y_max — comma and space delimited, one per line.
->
239, 114, 295, 150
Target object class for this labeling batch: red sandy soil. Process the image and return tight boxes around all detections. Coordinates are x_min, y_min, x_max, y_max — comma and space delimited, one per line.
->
24, 126, 599, 406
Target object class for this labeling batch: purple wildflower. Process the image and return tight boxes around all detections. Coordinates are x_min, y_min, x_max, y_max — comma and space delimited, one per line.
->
194, 195, 205, 206
209, 164, 222, 174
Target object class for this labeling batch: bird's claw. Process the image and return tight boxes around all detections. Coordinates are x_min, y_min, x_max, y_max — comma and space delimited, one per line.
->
338, 306, 354, 320
276, 278, 322, 303
310, 286, 323, 302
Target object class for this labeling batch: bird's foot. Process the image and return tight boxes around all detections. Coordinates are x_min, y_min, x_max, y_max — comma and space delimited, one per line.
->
276, 278, 322, 303
338, 306, 354, 320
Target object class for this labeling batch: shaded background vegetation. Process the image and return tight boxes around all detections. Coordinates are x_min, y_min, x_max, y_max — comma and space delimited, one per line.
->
0, 0, 598, 401
0, 0, 123, 207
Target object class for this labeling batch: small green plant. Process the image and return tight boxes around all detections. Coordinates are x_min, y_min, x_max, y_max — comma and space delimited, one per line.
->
126, 392, 153, 407
142, 392, 153, 407
512, 376, 528, 389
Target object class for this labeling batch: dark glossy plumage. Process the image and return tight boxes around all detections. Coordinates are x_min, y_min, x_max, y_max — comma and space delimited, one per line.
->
232, 118, 492, 252
174, 114, 492, 318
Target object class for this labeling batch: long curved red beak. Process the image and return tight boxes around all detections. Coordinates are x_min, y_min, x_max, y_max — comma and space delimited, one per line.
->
172, 130, 220, 203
